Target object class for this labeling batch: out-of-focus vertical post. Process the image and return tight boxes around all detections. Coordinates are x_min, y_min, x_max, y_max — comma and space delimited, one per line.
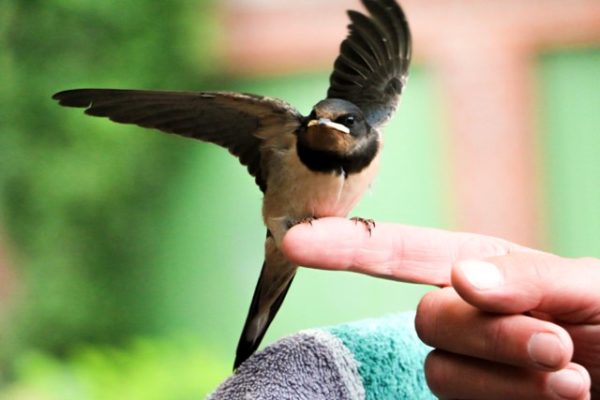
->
433, 37, 541, 247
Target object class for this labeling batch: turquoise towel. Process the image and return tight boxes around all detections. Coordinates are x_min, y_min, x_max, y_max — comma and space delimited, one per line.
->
209, 312, 435, 399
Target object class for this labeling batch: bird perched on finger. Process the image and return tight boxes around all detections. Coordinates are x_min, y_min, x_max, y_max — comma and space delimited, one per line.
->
52, 0, 412, 370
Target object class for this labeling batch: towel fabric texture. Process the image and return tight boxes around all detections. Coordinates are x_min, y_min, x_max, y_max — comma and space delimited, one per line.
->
208, 312, 434, 399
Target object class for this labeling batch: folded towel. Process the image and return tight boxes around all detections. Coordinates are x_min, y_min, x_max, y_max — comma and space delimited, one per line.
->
208, 312, 434, 399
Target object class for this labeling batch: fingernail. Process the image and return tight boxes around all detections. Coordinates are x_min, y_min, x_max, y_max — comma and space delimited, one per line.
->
548, 368, 587, 399
458, 260, 504, 290
528, 332, 565, 369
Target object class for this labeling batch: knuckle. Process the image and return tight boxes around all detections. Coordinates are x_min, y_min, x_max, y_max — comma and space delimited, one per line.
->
415, 289, 453, 345
415, 291, 436, 343
457, 233, 512, 261
423, 351, 447, 396
483, 316, 512, 362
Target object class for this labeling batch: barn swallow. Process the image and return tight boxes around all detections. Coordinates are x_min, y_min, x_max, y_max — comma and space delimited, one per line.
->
52, 0, 411, 369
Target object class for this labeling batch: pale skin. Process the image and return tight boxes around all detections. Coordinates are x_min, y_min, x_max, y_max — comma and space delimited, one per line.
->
281, 218, 600, 400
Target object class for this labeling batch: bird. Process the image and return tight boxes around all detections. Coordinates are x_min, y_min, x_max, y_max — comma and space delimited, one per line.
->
52, 0, 411, 370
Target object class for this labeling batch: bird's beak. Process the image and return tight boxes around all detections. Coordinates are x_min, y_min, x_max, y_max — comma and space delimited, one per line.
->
307, 118, 350, 134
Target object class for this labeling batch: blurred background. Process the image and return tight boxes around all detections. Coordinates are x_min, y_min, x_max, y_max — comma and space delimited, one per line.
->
0, 0, 599, 398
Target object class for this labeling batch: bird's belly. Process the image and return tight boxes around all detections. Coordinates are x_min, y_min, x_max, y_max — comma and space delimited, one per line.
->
289, 171, 348, 218
263, 148, 379, 245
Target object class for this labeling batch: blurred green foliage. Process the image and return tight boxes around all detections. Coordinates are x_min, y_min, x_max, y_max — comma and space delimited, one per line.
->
0, 0, 219, 363
0, 336, 228, 400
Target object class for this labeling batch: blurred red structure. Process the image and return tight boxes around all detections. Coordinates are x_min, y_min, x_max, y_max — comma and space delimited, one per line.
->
221, 0, 600, 247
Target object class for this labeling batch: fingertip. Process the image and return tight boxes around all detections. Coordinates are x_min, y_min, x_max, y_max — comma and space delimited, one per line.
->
452, 259, 505, 291
280, 223, 309, 264
528, 330, 574, 371
453, 253, 600, 317
280, 217, 358, 267
547, 364, 591, 400
450, 259, 514, 313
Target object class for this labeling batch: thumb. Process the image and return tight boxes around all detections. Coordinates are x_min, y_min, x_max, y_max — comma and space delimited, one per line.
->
451, 253, 600, 323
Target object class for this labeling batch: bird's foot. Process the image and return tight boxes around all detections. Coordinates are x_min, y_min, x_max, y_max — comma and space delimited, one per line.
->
350, 217, 376, 236
287, 216, 317, 229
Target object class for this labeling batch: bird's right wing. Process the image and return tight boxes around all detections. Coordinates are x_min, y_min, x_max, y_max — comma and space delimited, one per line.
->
52, 89, 303, 192
327, 0, 412, 129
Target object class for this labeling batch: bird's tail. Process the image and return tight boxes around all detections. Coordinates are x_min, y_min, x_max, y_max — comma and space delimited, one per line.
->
234, 237, 296, 370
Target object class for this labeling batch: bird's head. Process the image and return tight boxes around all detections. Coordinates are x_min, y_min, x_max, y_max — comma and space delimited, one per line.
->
299, 98, 373, 156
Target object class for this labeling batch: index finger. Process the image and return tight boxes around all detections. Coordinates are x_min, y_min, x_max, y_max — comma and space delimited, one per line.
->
281, 217, 536, 287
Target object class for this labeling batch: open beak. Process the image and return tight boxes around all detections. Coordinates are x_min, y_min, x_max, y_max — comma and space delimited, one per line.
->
307, 118, 350, 135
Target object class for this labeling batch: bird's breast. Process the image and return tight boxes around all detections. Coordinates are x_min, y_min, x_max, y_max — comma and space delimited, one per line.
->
262, 143, 379, 245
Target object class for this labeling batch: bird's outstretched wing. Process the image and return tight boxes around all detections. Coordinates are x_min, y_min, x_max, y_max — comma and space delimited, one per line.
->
327, 0, 411, 128
52, 89, 303, 191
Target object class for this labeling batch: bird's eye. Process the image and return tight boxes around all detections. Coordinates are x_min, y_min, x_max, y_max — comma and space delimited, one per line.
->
338, 115, 355, 126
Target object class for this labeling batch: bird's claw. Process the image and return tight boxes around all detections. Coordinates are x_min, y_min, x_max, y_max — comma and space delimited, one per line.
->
350, 217, 376, 236
287, 216, 317, 229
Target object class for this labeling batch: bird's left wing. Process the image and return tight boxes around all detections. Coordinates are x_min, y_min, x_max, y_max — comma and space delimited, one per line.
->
52, 89, 303, 192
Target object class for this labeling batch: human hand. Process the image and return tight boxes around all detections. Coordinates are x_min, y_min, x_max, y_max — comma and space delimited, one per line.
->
282, 218, 599, 399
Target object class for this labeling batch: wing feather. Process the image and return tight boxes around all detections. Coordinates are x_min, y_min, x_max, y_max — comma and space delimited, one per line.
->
53, 89, 303, 191
327, 0, 412, 128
